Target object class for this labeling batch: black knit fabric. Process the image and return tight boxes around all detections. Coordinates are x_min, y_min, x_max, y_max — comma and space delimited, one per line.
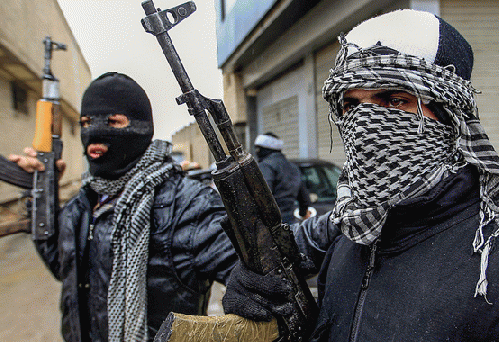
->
435, 17, 474, 81
81, 72, 154, 124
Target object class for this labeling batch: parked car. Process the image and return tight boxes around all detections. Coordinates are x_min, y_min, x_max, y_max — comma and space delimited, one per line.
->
186, 167, 216, 188
187, 158, 342, 216
289, 158, 342, 298
290, 158, 342, 217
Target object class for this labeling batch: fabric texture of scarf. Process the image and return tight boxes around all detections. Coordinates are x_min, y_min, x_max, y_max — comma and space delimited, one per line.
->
83, 139, 177, 341
323, 37, 499, 300
335, 103, 456, 244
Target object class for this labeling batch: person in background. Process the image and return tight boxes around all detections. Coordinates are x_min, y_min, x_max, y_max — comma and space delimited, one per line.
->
9, 72, 237, 342
222, 9, 499, 341
254, 132, 311, 224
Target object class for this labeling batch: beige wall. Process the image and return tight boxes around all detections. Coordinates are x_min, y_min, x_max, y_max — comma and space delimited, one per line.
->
172, 122, 214, 169
0, 0, 90, 114
0, 0, 91, 203
222, 72, 247, 124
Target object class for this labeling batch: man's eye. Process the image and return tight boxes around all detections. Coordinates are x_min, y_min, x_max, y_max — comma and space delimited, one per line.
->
388, 98, 406, 108
107, 114, 130, 128
342, 102, 355, 114
80, 118, 91, 128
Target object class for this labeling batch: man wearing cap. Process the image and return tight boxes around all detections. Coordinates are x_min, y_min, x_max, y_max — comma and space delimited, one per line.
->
254, 132, 311, 224
9, 72, 237, 342
222, 10, 499, 340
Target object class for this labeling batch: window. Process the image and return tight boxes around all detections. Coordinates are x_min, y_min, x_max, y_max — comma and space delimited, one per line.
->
70, 120, 77, 136
11, 82, 28, 115
299, 163, 341, 203
221, 0, 237, 21
220, 0, 226, 21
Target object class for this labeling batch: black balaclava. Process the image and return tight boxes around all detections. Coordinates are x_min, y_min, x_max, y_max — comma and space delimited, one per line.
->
80, 72, 154, 179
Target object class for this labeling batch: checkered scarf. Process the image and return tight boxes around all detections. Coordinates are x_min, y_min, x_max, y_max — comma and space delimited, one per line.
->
323, 38, 499, 300
335, 103, 457, 244
84, 140, 176, 341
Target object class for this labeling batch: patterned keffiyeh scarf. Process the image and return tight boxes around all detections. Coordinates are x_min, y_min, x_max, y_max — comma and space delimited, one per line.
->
83, 139, 178, 341
335, 103, 456, 244
323, 37, 499, 301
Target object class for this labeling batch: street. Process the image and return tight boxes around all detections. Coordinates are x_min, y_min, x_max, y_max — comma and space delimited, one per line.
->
0, 233, 225, 341
0, 233, 62, 341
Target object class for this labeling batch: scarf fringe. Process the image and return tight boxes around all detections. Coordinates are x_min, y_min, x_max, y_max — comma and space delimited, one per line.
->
416, 97, 426, 134
473, 203, 499, 304
474, 240, 493, 304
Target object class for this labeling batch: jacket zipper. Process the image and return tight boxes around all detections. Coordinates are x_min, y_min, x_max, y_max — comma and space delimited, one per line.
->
88, 224, 95, 240
350, 240, 379, 342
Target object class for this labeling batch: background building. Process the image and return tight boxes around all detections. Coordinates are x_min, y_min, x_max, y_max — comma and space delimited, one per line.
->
0, 1, 90, 341
174, 0, 499, 169
172, 122, 213, 168
0, 0, 91, 205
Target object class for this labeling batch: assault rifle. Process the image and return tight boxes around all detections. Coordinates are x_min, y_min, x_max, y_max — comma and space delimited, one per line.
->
0, 37, 66, 239
141, 2, 318, 341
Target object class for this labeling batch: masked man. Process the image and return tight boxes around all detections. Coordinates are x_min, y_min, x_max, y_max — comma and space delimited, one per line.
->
254, 132, 311, 224
10, 72, 237, 342
222, 10, 499, 341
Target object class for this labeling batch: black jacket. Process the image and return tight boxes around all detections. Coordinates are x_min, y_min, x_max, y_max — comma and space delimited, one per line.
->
293, 165, 499, 341
259, 151, 311, 224
35, 171, 237, 342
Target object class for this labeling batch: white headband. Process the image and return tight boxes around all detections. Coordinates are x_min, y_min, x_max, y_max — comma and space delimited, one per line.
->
345, 9, 439, 63
254, 134, 283, 151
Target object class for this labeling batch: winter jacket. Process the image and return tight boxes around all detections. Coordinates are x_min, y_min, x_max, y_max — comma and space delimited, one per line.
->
293, 165, 499, 341
34, 170, 237, 342
259, 151, 311, 224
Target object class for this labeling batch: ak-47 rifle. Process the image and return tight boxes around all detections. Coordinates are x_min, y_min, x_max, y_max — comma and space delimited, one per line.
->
0, 36, 66, 239
141, 2, 318, 341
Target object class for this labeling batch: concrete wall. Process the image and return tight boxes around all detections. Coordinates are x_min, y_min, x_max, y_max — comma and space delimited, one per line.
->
222, 71, 247, 124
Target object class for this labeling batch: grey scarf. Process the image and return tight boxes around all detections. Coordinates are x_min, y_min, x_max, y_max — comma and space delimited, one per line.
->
323, 38, 499, 301
83, 139, 177, 341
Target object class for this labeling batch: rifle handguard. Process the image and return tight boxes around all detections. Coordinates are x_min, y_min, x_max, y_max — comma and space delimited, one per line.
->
213, 156, 318, 341
32, 100, 54, 152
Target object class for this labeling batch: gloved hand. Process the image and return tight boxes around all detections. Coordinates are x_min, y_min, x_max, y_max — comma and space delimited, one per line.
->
222, 260, 294, 322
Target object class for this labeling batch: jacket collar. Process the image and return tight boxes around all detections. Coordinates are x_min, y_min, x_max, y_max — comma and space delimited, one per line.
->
378, 164, 480, 253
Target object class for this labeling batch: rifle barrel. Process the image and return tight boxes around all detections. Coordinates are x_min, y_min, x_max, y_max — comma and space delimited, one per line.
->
142, 2, 227, 162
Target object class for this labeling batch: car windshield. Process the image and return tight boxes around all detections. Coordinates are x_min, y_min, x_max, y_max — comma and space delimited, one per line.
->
299, 163, 341, 203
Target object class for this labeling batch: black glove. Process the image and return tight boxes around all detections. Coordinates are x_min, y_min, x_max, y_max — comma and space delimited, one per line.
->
222, 260, 294, 322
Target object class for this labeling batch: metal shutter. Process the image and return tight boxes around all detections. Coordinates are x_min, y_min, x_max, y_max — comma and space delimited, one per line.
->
441, 0, 499, 150
315, 42, 345, 166
261, 95, 300, 159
